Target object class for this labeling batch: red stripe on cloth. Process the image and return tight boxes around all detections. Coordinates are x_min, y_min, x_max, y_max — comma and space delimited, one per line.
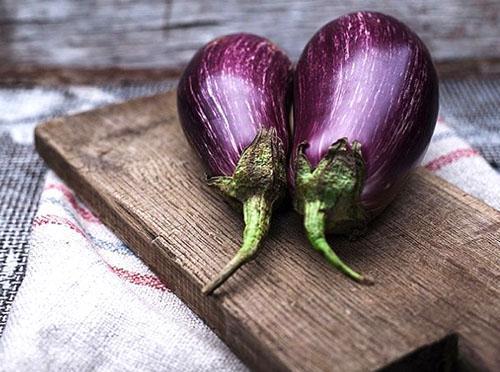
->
108, 266, 168, 291
424, 148, 479, 172
33, 214, 86, 237
33, 215, 168, 291
45, 183, 99, 222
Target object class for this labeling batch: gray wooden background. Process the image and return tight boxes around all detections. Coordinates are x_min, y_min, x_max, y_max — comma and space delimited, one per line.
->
0, 0, 499, 76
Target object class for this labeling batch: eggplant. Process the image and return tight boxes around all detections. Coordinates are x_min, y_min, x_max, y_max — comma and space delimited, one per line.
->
177, 33, 292, 294
291, 12, 439, 283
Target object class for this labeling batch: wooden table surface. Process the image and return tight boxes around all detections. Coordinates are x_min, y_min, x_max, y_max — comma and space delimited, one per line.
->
35, 91, 500, 371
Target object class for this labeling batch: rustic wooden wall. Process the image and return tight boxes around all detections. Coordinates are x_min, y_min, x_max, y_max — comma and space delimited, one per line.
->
0, 0, 499, 73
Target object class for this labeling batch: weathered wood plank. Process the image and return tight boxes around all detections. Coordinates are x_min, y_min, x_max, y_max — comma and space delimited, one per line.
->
34, 91, 500, 371
0, 66, 182, 86
1, 0, 499, 71
2, 58, 500, 87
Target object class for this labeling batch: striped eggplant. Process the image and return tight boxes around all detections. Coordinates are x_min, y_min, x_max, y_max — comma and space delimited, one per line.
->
177, 33, 292, 294
291, 12, 439, 283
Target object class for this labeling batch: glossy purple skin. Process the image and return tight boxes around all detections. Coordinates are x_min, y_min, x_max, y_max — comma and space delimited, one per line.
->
291, 12, 439, 216
177, 33, 292, 177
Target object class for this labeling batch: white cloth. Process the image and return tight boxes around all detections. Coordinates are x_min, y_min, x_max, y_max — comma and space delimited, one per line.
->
0, 172, 246, 372
1, 116, 499, 371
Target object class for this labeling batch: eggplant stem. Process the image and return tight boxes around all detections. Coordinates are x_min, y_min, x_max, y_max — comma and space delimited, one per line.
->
304, 200, 373, 285
202, 193, 272, 295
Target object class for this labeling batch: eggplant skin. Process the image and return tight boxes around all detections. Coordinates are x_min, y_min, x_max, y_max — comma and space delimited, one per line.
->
176, 34, 292, 294
291, 11, 439, 218
177, 33, 293, 178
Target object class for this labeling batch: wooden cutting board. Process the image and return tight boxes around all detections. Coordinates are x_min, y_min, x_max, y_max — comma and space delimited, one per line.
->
35, 91, 499, 371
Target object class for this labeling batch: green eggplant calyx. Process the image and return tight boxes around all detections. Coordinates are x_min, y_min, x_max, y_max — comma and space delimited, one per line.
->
207, 127, 287, 205
294, 137, 367, 234
203, 128, 286, 295
294, 137, 373, 284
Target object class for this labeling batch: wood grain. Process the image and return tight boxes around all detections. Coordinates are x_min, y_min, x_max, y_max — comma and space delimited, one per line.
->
2, 60, 500, 87
0, 65, 182, 87
35, 91, 500, 371
1, 0, 499, 71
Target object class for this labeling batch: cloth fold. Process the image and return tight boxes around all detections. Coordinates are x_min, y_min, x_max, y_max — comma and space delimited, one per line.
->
1, 95, 500, 370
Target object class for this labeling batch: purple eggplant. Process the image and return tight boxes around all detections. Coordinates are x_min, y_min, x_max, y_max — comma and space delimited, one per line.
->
291, 12, 439, 283
177, 33, 292, 294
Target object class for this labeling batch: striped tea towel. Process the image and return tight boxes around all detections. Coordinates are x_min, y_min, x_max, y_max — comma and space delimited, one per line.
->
0, 117, 499, 371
